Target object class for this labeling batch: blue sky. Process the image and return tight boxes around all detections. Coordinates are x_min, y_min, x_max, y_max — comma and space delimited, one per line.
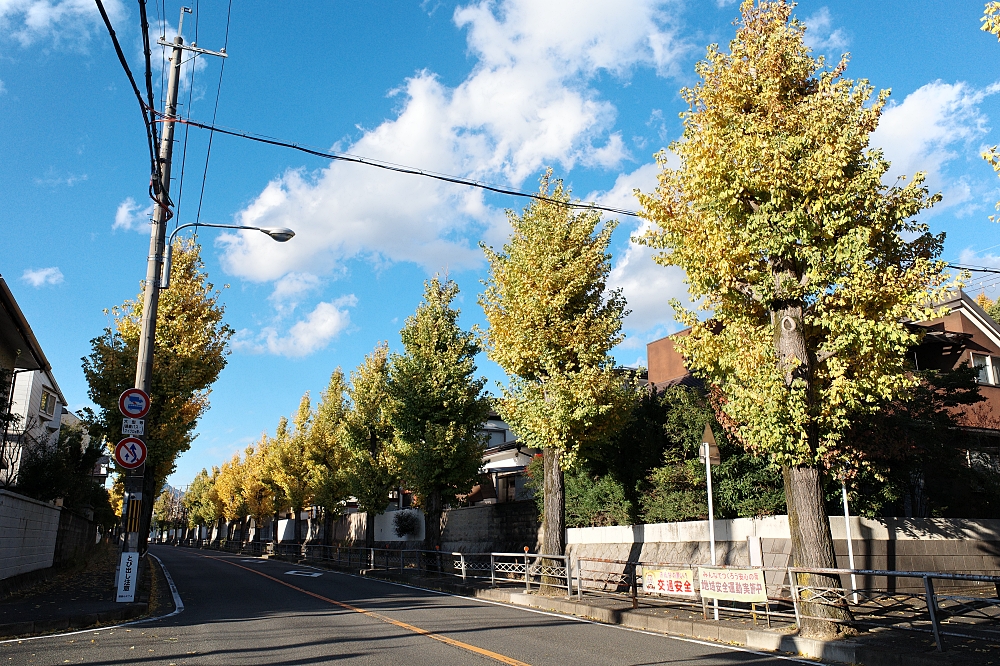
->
2, 0, 1000, 489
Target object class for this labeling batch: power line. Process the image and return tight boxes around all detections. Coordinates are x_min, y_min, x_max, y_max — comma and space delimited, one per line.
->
94, 0, 160, 194
948, 264, 1000, 275
137, 0, 164, 204
193, 0, 233, 231
172, 0, 200, 230
156, 113, 643, 218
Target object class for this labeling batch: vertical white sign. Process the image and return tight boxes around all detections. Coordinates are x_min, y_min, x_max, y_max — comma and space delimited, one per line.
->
116, 551, 138, 602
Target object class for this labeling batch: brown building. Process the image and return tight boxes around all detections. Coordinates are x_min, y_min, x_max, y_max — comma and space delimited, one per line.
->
646, 290, 1000, 432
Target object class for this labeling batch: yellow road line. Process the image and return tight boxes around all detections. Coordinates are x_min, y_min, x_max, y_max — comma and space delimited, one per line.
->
206, 555, 531, 666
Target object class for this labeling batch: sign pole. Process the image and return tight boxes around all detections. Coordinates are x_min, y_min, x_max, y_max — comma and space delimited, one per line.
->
700, 424, 721, 621
841, 480, 859, 604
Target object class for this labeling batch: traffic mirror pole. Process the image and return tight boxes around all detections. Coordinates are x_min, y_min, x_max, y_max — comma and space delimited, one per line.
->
701, 423, 721, 621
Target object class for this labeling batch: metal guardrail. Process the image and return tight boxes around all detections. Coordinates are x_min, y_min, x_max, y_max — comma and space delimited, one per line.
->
491, 552, 572, 595
788, 566, 1000, 651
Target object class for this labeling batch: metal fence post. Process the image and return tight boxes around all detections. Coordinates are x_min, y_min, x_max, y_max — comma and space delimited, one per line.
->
924, 576, 944, 652
629, 562, 638, 609
525, 552, 530, 591
491, 553, 496, 588
566, 558, 572, 599
788, 568, 801, 629
577, 560, 583, 600
461, 553, 467, 581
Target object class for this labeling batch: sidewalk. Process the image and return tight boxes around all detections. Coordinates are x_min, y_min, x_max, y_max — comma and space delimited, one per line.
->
270, 552, 998, 666
0, 543, 163, 638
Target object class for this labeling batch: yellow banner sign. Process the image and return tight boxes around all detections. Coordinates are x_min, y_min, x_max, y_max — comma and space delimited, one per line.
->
642, 568, 696, 597
698, 567, 767, 602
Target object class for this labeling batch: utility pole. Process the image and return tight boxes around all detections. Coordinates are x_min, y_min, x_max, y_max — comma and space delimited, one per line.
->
116, 6, 227, 601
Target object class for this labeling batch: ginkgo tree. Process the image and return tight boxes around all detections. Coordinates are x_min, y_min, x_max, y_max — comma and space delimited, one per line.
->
82, 239, 233, 544
637, 0, 951, 634
343, 343, 400, 548
390, 278, 490, 550
981, 1, 1000, 216
481, 172, 631, 557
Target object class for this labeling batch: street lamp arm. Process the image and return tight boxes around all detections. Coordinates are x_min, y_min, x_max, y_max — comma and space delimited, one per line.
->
160, 223, 295, 289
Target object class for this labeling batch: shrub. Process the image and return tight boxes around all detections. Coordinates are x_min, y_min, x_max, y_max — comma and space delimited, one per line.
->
393, 510, 420, 537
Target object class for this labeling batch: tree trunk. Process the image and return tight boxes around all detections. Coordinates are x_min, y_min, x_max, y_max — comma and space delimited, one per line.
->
541, 447, 566, 592
365, 511, 375, 548
542, 447, 565, 555
323, 508, 335, 547
424, 489, 443, 550
772, 271, 849, 637
784, 466, 851, 636
293, 507, 303, 545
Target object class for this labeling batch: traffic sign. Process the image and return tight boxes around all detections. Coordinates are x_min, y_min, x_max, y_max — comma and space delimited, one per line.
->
118, 388, 150, 419
114, 437, 147, 469
122, 418, 144, 436
699, 423, 721, 466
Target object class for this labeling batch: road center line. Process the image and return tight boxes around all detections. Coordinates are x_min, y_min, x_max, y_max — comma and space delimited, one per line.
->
205, 555, 531, 666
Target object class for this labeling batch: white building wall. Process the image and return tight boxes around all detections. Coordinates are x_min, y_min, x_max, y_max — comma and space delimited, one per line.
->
0, 489, 60, 580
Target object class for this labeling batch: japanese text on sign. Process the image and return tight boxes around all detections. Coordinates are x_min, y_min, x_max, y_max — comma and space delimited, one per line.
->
642, 568, 696, 597
697, 567, 767, 602
122, 418, 144, 436
116, 552, 137, 602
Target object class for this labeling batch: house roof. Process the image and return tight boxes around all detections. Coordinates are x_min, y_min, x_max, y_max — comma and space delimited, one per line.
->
940, 290, 1000, 351
0, 275, 65, 404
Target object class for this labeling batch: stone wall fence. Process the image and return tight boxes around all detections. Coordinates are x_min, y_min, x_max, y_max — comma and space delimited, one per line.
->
567, 516, 1000, 594
0, 489, 62, 581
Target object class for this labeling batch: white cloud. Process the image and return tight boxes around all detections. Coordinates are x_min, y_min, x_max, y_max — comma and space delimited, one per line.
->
959, 247, 1000, 269
113, 196, 153, 231
234, 295, 357, 358
802, 7, 848, 53
872, 81, 999, 211
592, 163, 691, 334
0, 0, 124, 47
21, 266, 64, 287
268, 272, 323, 315
220, 0, 684, 284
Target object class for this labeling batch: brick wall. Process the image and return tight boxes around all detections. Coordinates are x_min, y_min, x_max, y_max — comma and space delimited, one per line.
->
0, 490, 60, 580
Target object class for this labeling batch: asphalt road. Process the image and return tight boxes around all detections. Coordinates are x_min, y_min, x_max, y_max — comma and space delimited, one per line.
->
0, 545, 815, 665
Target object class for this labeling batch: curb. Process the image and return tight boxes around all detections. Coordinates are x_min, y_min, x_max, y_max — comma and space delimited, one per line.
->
0, 603, 147, 639
472, 589, 954, 666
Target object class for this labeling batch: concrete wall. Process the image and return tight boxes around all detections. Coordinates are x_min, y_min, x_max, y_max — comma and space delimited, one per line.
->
374, 509, 425, 542
567, 516, 1000, 593
0, 489, 60, 580
53, 508, 97, 566
441, 500, 541, 553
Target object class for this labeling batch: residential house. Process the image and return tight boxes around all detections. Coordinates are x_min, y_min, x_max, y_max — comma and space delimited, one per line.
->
0, 275, 66, 485
646, 288, 1000, 442
464, 411, 538, 506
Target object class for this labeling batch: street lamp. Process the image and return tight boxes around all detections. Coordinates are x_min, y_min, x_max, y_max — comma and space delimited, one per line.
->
160, 223, 295, 289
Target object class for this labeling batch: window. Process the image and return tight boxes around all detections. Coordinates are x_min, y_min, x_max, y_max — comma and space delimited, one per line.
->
972, 354, 997, 385
39, 389, 56, 417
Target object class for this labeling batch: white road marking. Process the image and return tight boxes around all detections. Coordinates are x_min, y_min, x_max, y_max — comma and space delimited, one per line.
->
284, 570, 323, 577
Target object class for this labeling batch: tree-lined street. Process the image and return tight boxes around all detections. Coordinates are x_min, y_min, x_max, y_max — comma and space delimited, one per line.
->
1, 547, 805, 665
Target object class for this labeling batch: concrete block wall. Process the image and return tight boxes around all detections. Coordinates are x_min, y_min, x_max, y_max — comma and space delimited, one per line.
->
568, 516, 1000, 594
0, 490, 60, 580
441, 500, 541, 553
